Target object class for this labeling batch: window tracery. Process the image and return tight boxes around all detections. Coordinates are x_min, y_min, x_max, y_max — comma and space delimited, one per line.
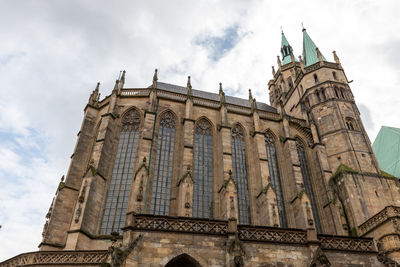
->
264, 132, 287, 227
100, 109, 140, 235
231, 124, 251, 225
193, 118, 213, 219
150, 111, 176, 215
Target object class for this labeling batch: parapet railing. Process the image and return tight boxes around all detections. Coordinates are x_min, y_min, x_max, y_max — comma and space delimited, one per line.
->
358, 206, 400, 236
127, 213, 377, 252
0, 250, 108, 267
318, 234, 376, 252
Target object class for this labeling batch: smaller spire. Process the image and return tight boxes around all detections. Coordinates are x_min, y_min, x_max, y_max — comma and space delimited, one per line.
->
88, 82, 100, 105
332, 51, 341, 65
152, 68, 158, 89
186, 76, 192, 100
219, 82, 223, 95
248, 89, 253, 101
112, 80, 119, 94
277, 56, 282, 68
272, 66, 276, 76
219, 82, 226, 106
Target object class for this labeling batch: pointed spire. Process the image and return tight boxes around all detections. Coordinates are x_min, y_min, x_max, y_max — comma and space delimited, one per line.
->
152, 68, 158, 89
119, 70, 126, 89
248, 89, 253, 101
302, 27, 326, 66
219, 82, 226, 106
88, 82, 100, 105
186, 76, 192, 100
332, 50, 341, 64
280, 31, 296, 65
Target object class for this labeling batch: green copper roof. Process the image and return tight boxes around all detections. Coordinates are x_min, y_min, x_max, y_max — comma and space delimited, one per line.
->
373, 126, 400, 178
302, 28, 326, 66
281, 32, 296, 65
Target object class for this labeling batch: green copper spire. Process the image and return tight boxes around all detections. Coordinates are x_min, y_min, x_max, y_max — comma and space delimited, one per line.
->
302, 28, 326, 66
280, 31, 295, 65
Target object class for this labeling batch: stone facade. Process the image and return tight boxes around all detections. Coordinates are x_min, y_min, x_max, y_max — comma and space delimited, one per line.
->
2, 31, 400, 267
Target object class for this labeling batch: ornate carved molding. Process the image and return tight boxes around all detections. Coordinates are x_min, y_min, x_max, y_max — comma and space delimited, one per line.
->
0, 250, 107, 267
358, 206, 400, 236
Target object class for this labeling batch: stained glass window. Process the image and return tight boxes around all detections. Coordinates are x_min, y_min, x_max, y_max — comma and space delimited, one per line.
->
193, 119, 213, 219
296, 139, 322, 233
150, 111, 176, 215
264, 132, 287, 227
231, 124, 251, 225
100, 109, 140, 235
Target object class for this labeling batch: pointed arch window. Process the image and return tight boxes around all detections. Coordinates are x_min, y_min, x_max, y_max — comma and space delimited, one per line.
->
100, 109, 140, 235
296, 139, 322, 233
193, 118, 213, 219
264, 132, 287, 227
345, 117, 357, 131
231, 124, 251, 225
150, 111, 176, 215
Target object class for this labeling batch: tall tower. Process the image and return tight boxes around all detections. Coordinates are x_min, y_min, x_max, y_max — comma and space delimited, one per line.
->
269, 27, 400, 262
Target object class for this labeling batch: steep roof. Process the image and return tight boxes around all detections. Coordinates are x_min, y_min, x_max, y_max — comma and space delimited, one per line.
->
373, 126, 400, 178
281, 32, 293, 65
152, 81, 277, 113
302, 28, 326, 66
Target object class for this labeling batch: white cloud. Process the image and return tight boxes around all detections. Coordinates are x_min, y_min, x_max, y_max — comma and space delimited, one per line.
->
1, 0, 400, 261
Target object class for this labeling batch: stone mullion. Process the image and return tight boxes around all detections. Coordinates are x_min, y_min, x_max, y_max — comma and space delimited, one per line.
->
177, 119, 195, 217
255, 132, 270, 188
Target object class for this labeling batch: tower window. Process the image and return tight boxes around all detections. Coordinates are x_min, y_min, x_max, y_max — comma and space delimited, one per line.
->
340, 88, 346, 99
296, 139, 322, 233
100, 108, 140, 235
345, 117, 357, 131
332, 71, 337, 80
231, 124, 251, 225
334, 87, 340, 98
193, 118, 213, 219
288, 77, 293, 89
264, 132, 287, 227
313, 74, 318, 84
150, 111, 176, 216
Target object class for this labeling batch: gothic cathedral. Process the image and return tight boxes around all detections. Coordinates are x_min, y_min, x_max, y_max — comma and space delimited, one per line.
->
3, 29, 400, 267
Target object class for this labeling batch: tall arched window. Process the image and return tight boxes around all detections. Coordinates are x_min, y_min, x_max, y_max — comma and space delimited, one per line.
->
150, 111, 176, 215
193, 118, 213, 219
231, 124, 251, 225
264, 132, 287, 227
100, 109, 140, 235
334, 87, 340, 98
296, 139, 322, 233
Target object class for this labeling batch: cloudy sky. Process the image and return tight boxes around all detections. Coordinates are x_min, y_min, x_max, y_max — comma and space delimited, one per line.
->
1, 0, 400, 261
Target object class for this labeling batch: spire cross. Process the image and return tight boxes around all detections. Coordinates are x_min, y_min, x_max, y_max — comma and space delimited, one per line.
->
280, 25, 283, 34
301, 22, 305, 31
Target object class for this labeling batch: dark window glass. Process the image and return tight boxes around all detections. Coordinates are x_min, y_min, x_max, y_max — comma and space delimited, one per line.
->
193, 119, 213, 219
296, 139, 322, 233
264, 132, 287, 227
150, 111, 176, 215
314, 74, 318, 83
232, 124, 251, 225
100, 109, 140, 235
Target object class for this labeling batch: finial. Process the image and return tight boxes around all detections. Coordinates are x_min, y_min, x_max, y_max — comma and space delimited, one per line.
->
316, 47, 323, 62
121, 70, 126, 80
118, 70, 123, 80
248, 89, 253, 101
272, 66, 276, 76
277, 55, 282, 67
95, 82, 100, 91
219, 82, 223, 94
280, 26, 283, 34
332, 51, 341, 64
112, 79, 119, 93
187, 76, 191, 88
153, 68, 158, 83
301, 22, 306, 31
